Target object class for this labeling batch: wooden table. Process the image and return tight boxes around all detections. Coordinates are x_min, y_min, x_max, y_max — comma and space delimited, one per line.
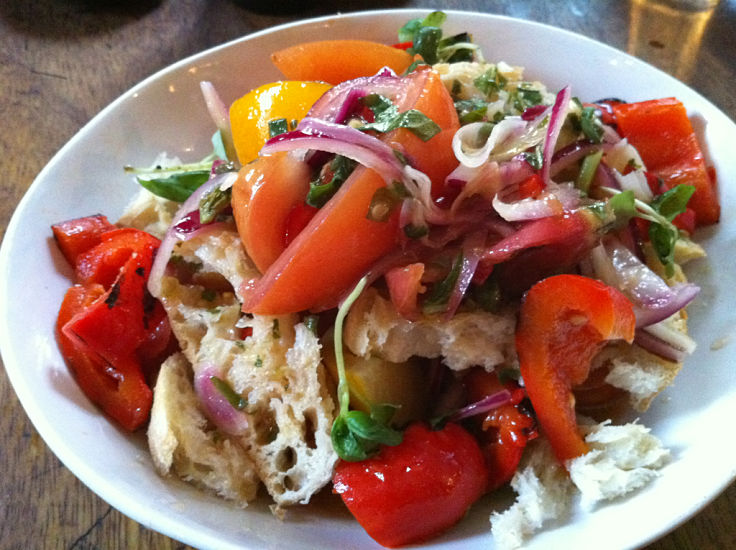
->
1, 1, 734, 548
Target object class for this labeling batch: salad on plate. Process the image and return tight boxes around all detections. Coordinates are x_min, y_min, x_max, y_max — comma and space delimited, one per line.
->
50, 12, 719, 549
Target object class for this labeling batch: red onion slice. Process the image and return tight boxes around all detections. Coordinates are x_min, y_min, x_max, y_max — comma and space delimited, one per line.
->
194, 364, 249, 435
200, 81, 236, 162
444, 230, 486, 319
590, 239, 700, 328
541, 86, 572, 186
306, 69, 403, 124
449, 388, 513, 422
492, 182, 580, 222
148, 171, 235, 298
260, 117, 404, 183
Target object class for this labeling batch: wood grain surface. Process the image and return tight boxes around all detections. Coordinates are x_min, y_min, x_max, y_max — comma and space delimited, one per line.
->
1, 1, 734, 548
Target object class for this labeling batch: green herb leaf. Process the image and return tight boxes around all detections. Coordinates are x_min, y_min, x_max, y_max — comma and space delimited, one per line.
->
648, 184, 696, 275
331, 416, 370, 462
303, 314, 319, 335
580, 106, 604, 144
137, 170, 210, 202
413, 26, 443, 64
512, 84, 544, 112
210, 376, 247, 410
268, 118, 290, 138
609, 189, 637, 221
307, 155, 356, 208
474, 66, 507, 98
651, 184, 696, 221
576, 150, 603, 193
455, 98, 489, 124
367, 187, 402, 222
201, 288, 217, 302
471, 275, 502, 313
345, 410, 403, 446
422, 253, 463, 314
199, 186, 232, 224
359, 94, 440, 141
523, 145, 544, 170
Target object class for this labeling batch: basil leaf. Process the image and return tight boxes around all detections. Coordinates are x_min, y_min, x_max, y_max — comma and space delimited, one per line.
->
422, 253, 463, 314
512, 84, 544, 112
331, 416, 370, 462
398, 18, 423, 43
609, 189, 636, 222
210, 376, 247, 410
439, 32, 476, 63
413, 26, 443, 64
652, 184, 696, 221
580, 106, 604, 144
268, 118, 290, 138
523, 145, 544, 170
370, 403, 400, 426
137, 170, 210, 202
422, 10, 447, 28
474, 66, 507, 97
360, 94, 440, 141
307, 155, 356, 208
199, 186, 232, 224
455, 98, 489, 124
345, 410, 403, 447
648, 184, 695, 276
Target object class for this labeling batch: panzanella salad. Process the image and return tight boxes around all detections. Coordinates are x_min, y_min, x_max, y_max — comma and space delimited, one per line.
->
52, 12, 719, 549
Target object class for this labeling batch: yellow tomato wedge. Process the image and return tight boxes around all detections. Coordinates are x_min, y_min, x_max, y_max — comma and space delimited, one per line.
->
229, 80, 332, 164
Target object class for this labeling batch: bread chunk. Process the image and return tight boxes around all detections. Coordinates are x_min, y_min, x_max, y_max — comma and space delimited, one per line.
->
148, 352, 260, 504
344, 287, 517, 371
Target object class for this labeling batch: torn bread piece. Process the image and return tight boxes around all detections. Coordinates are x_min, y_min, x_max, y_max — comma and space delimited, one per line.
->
344, 287, 517, 371
491, 420, 670, 550
150, 224, 337, 509
148, 352, 260, 504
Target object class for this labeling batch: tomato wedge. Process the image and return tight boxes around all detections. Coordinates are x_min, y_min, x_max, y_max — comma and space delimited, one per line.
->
271, 40, 414, 85
516, 275, 635, 464
333, 422, 487, 548
243, 68, 459, 314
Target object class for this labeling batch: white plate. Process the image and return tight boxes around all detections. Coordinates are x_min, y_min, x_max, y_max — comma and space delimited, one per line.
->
1, 9, 735, 550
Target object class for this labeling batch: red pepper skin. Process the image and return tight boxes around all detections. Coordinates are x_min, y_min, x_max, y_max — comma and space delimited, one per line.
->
516, 275, 635, 464
612, 98, 719, 226
464, 369, 537, 492
75, 227, 160, 287
56, 284, 152, 431
51, 214, 116, 267
333, 422, 488, 548
55, 225, 169, 431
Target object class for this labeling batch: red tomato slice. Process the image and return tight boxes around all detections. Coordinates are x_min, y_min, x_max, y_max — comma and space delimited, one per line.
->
333, 422, 488, 548
516, 275, 635, 463
243, 68, 460, 314
385, 262, 425, 320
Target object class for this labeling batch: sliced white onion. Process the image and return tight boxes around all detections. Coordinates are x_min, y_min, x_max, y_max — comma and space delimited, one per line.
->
640, 321, 697, 355
605, 138, 646, 173
452, 118, 529, 168
614, 168, 653, 202
492, 182, 580, 222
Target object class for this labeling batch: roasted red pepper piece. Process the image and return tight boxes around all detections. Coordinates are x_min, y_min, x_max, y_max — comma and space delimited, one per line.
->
612, 98, 719, 226
51, 214, 116, 267
57, 284, 152, 431
464, 369, 537, 492
516, 274, 635, 464
75, 227, 160, 287
65, 245, 156, 364
333, 422, 488, 548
